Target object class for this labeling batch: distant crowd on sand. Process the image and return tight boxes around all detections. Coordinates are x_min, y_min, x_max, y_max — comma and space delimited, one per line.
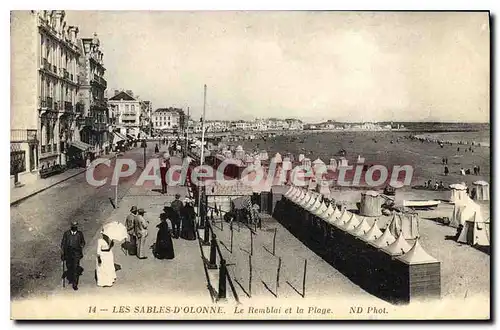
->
59, 194, 198, 290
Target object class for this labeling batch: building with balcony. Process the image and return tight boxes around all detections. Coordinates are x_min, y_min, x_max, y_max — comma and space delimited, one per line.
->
152, 107, 185, 133
140, 100, 153, 136
108, 90, 142, 137
76, 33, 111, 156
11, 10, 81, 186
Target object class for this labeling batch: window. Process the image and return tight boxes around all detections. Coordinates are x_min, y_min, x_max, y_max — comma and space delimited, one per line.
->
125, 104, 129, 111
131, 105, 135, 111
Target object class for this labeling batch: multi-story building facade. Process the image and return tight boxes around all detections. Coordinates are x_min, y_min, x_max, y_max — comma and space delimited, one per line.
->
108, 90, 142, 137
76, 33, 110, 155
11, 10, 81, 186
140, 100, 153, 135
152, 108, 185, 132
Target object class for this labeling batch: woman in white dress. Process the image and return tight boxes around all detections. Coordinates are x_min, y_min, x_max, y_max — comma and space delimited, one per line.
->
96, 232, 116, 287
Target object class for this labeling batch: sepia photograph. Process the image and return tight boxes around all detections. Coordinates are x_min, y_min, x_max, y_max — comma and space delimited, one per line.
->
9, 10, 490, 320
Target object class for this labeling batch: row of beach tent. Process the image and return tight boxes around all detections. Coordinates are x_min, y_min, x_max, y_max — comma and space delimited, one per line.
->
282, 186, 437, 264
448, 183, 490, 246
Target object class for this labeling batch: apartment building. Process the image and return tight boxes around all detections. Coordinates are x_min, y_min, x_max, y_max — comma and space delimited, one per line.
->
108, 90, 142, 137
11, 10, 81, 186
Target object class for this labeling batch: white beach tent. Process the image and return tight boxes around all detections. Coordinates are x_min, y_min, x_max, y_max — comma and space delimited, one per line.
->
328, 158, 337, 171
371, 228, 396, 248
351, 217, 371, 236
387, 212, 419, 239
308, 196, 321, 212
361, 221, 384, 242
259, 150, 269, 161
282, 157, 293, 171
449, 183, 468, 203
341, 213, 360, 231
383, 232, 412, 256
316, 180, 331, 197
307, 196, 320, 211
450, 197, 483, 228
273, 152, 283, 163
314, 200, 328, 217
334, 209, 351, 227
339, 157, 349, 167
320, 203, 335, 220
473, 180, 490, 201
397, 239, 438, 265
457, 211, 490, 246
298, 154, 305, 162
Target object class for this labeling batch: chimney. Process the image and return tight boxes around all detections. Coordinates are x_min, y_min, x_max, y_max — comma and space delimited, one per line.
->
114, 90, 120, 96
54, 10, 64, 32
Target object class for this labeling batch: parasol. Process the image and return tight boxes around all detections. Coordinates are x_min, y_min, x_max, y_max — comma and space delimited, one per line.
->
102, 221, 128, 242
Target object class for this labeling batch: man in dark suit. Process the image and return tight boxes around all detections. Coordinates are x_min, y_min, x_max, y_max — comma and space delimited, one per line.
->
170, 194, 183, 238
61, 221, 86, 290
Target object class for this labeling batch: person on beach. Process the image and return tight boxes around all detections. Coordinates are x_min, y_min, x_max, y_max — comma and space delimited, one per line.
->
170, 194, 183, 239
160, 153, 169, 194
154, 213, 175, 260
125, 206, 138, 255
96, 231, 116, 287
180, 199, 197, 241
444, 166, 449, 176
154, 144, 159, 154
135, 209, 149, 259
477, 166, 481, 175
61, 221, 86, 291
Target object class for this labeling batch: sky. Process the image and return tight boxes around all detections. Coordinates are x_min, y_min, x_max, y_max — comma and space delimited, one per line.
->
64, 11, 490, 123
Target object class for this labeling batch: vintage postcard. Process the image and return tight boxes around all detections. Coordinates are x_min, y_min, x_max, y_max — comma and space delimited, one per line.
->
10, 10, 490, 320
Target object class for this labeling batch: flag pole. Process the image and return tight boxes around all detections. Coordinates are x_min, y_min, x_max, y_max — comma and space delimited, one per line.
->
198, 85, 207, 227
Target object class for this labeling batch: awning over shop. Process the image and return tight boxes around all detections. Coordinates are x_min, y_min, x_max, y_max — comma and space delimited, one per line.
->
113, 132, 125, 143
69, 140, 93, 151
115, 132, 127, 140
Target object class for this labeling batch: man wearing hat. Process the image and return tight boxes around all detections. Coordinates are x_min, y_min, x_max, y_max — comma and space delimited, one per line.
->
160, 153, 170, 194
134, 208, 149, 259
170, 194, 183, 238
60, 221, 86, 290
125, 206, 138, 255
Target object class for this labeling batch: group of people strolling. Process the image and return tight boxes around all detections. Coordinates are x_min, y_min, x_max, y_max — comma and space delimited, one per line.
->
59, 194, 198, 290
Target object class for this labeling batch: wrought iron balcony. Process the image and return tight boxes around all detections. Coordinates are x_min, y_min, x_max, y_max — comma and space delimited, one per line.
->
53, 65, 57, 74
78, 116, 95, 127
92, 75, 108, 88
11, 129, 38, 143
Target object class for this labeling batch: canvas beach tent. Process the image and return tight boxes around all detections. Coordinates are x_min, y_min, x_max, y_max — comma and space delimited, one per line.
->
308, 196, 322, 212
449, 196, 480, 228
320, 203, 335, 220
333, 209, 350, 227
473, 180, 490, 201
449, 183, 468, 204
328, 158, 337, 171
341, 213, 361, 231
371, 228, 397, 248
361, 221, 384, 242
397, 239, 438, 264
314, 200, 328, 217
457, 212, 490, 246
383, 232, 412, 256
351, 217, 371, 236
316, 180, 331, 197
359, 190, 383, 217
387, 212, 419, 239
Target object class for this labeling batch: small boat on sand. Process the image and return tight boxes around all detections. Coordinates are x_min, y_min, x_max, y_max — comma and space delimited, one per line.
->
403, 200, 441, 210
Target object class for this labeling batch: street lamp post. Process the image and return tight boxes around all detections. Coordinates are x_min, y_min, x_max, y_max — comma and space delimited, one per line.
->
141, 139, 147, 168
198, 85, 207, 228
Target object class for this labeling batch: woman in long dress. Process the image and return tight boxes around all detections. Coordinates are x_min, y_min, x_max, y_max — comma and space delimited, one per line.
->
154, 214, 175, 260
96, 232, 116, 287
180, 200, 197, 240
